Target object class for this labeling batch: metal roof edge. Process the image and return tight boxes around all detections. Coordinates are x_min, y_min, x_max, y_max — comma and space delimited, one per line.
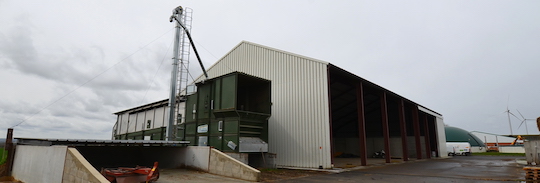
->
113, 98, 169, 115
194, 41, 330, 82
471, 132, 535, 138
418, 106, 443, 119
194, 71, 270, 86
240, 41, 330, 65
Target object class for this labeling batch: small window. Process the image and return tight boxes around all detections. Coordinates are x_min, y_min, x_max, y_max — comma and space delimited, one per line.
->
218, 121, 223, 132
177, 114, 182, 124
192, 104, 196, 119
146, 120, 151, 129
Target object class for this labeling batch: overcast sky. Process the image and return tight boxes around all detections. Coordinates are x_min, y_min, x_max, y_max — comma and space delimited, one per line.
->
1, 1, 539, 139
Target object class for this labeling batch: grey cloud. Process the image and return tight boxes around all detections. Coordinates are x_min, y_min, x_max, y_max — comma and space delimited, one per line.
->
1, 24, 171, 93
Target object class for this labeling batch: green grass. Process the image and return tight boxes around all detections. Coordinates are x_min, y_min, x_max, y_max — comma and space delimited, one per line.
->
0, 148, 7, 165
472, 152, 525, 156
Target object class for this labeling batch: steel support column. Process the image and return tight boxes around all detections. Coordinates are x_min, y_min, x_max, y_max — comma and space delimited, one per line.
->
412, 105, 422, 159
357, 82, 367, 166
398, 99, 409, 161
423, 114, 432, 158
380, 92, 391, 163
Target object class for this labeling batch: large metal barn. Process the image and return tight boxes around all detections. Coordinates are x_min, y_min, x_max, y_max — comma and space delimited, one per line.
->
112, 41, 446, 169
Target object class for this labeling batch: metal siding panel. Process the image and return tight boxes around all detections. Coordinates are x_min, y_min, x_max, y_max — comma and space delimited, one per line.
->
120, 113, 129, 135
154, 107, 165, 127
164, 106, 170, 127
194, 42, 330, 168
145, 110, 154, 130
128, 114, 137, 133
221, 75, 236, 109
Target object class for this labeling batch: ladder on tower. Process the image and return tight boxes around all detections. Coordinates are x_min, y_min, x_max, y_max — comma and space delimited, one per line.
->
168, 6, 208, 141
174, 8, 192, 129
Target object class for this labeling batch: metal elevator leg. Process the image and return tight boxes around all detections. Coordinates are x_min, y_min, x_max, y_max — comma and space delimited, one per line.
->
357, 82, 367, 166
398, 99, 409, 161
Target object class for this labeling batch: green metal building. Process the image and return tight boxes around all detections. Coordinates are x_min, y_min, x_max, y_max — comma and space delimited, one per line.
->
180, 72, 271, 153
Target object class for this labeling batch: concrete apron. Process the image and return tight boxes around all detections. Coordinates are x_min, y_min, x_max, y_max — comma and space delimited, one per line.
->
156, 169, 251, 183
279, 157, 443, 173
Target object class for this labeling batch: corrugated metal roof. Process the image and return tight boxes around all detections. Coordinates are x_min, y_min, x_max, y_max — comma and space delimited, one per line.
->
113, 99, 169, 115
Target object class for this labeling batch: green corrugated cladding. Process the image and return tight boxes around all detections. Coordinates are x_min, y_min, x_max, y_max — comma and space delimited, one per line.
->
445, 126, 486, 147
180, 72, 271, 152
116, 127, 167, 140
220, 74, 237, 110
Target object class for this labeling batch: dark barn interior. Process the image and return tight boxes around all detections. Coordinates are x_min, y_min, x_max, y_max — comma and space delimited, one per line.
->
328, 65, 439, 166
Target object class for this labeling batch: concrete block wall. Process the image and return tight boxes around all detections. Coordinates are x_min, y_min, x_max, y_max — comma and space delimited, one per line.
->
209, 148, 260, 182
333, 137, 426, 158
224, 152, 249, 165
525, 141, 540, 165
406, 137, 426, 158
63, 148, 109, 183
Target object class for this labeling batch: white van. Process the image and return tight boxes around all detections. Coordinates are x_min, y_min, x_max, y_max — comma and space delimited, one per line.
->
446, 142, 471, 156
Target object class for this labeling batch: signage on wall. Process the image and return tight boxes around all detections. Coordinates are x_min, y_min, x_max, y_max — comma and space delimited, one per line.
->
197, 124, 208, 133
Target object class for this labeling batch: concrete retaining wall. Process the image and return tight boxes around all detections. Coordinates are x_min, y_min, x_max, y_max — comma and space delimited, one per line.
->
12, 145, 259, 182
12, 146, 109, 183
471, 146, 487, 153
12, 145, 67, 183
63, 148, 109, 183
500, 146, 525, 153
209, 148, 260, 182
180, 146, 210, 171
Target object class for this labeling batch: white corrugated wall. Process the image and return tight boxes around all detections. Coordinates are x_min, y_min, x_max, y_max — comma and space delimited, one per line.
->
436, 117, 447, 158
419, 106, 446, 158
194, 41, 332, 168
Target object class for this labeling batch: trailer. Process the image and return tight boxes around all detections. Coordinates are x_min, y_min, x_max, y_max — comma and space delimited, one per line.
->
446, 142, 471, 156
101, 162, 159, 183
